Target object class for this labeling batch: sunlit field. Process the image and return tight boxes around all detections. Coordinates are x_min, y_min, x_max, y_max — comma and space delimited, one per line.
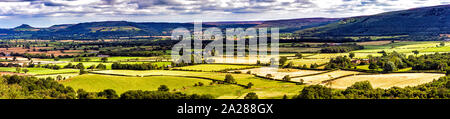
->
330, 73, 445, 89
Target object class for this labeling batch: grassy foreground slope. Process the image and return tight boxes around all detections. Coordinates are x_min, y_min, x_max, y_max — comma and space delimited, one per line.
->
63, 70, 305, 99
0, 67, 78, 75
63, 74, 214, 94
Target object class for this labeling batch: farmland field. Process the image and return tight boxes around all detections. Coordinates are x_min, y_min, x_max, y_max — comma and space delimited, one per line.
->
238, 67, 324, 79
55, 61, 171, 70
292, 70, 361, 84
286, 58, 329, 66
0, 39, 448, 99
329, 73, 445, 89
0, 67, 78, 75
173, 64, 258, 71
65, 71, 305, 99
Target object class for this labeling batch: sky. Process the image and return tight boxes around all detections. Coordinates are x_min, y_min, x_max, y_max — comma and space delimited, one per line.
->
0, 0, 449, 28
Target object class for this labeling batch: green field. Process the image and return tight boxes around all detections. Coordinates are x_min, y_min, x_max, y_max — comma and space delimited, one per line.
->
0, 67, 78, 75
38, 56, 169, 62
71, 70, 305, 99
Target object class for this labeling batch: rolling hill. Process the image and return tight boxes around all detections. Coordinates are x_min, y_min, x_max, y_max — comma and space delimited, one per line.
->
296, 5, 450, 37
1, 4, 450, 40
0, 18, 339, 39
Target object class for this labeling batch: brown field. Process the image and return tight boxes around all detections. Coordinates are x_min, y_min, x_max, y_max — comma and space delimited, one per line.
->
329, 73, 445, 89
356, 41, 393, 46
292, 70, 361, 84
239, 67, 324, 79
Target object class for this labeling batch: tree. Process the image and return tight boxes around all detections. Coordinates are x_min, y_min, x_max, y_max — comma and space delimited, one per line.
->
101, 57, 108, 63
97, 89, 119, 99
15, 67, 21, 73
295, 85, 332, 99
225, 74, 236, 84
247, 82, 254, 89
56, 75, 63, 81
446, 81, 450, 89
282, 75, 291, 81
412, 50, 419, 56
346, 81, 373, 90
298, 79, 305, 85
295, 53, 303, 59
349, 52, 355, 59
13, 56, 17, 61
440, 42, 445, 47
446, 68, 450, 76
244, 92, 258, 99
302, 64, 308, 69
22, 69, 29, 74
79, 69, 87, 75
265, 74, 273, 78
158, 85, 170, 92
286, 61, 293, 68
76, 63, 85, 69
96, 63, 107, 70
368, 62, 378, 71
54, 57, 60, 61
279, 56, 288, 66
383, 61, 397, 72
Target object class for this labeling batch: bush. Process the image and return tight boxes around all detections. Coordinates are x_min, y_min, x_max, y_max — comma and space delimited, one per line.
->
282, 75, 291, 81
158, 85, 170, 92
224, 74, 236, 84
294, 85, 332, 99
247, 82, 254, 89
244, 92, 258, 99
346, 81, 373, 90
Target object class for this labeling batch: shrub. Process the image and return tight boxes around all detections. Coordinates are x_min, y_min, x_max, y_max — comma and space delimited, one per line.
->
244, 92, 258, 99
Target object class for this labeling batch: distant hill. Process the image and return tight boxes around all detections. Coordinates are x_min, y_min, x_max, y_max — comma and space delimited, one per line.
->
0, 18, 337, 39
13, 24, 41, 31
296, 5, 450, 37
1, 4, 450, 40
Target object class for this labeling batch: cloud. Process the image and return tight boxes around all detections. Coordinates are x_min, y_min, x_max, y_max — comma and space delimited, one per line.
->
0, 0, 448, 27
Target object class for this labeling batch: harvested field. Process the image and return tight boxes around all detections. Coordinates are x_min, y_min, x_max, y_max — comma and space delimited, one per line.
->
286, 58, 329, 66
329, 73, 445, 89
292, 70, 361, 84
239, 67, 324, 80
173, 64, 258, 72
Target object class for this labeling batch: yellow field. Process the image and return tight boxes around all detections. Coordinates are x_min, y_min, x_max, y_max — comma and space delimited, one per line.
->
286, 58, 329, 66
306, 53, 382, 59
329, 73, 445, 89
292, 70, 361, 84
